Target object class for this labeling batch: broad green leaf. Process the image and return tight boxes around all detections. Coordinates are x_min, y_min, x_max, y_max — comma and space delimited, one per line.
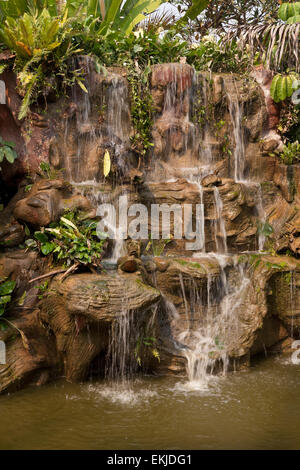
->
4, 146, 17, 163
0, 280, 16, 296
0, 295, 11, 306
279, 2, 300, 21
286, 14, 300, 24
176, 0, 209, 28
34, 231, 48, 243
61, 216, 79, 231
41, 241, 56, 255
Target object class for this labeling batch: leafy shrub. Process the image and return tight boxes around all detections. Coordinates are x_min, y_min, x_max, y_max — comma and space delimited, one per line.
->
0, 8, 85, 119
279, 141, 300, 165
186, 36, 251, 74
26, 212, 107, 267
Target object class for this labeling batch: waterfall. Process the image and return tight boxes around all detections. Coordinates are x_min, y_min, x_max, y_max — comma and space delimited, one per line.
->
65, 58, 130, 183
198, 73, 214, 165
105, 310, 136, 383
176, 255, 249, 390
226, 89, 246, 182
213, 187, 228, 254
256, 184, 267, 251
225, 80, 267, 253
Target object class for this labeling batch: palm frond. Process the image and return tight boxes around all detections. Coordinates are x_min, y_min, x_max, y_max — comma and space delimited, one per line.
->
227, 22, 300, 72
141, 10, 176, 32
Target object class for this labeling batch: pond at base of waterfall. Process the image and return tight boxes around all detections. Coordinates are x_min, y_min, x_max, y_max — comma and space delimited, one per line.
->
1, 356, 300, 450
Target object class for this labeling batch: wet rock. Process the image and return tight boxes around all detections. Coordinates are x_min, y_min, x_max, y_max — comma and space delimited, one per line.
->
43, 273, 161, 381
0, 219, 24, 247
126, 239, 141, 258
201, 174, 222, 187
118, 256, 139, 273
153, 254, 300, 376
0, 309, 59, 394
151, 63, 194, 94
267, 269, 300, 337
0, 249, 45, 292
127, 169, 144, 185
144, 259, 157, 273
14, 179, 94, 227
154, 258, 170, 272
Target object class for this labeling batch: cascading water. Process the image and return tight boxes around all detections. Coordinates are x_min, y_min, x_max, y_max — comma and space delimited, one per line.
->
197, 73, 214, 166
171, 77, 259, 390
176, 255, 250, 390
213, 187, 228, 254
226, 85, 246, 183
225, 78, 268, 252
256, 183, 267, 252
60, 62, 290, 396
105, 310, 136, 383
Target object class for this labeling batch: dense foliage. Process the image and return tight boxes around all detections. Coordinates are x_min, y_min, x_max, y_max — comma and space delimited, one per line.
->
169, 0, 279, 38
1, 1, 300, 162
279, 141, 300, 165
26, 212, 107, 268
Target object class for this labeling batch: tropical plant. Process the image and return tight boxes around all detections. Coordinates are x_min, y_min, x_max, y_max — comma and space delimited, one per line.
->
0, 278, 16, 317
26, 212, 107, 269
233, 2, 300, 74
278, 140, 300, 165
186, 35, 251, 73
270, 74, 297, 103
0, 0, 81, 20
170, 0, 279, 39
145, 235, 172, 257
0, 7, 84, 119
0, 137, 18, 167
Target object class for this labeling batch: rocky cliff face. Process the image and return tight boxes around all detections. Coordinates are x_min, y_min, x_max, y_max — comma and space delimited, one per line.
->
0, 60, 299, 393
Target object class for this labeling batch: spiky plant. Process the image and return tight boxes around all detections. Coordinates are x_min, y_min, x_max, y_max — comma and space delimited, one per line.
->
222, 3, 300, 72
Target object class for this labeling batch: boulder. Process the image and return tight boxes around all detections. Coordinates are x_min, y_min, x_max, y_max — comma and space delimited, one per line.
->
14, 179, 95, 227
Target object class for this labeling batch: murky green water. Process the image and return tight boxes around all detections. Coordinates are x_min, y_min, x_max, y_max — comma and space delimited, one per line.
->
0, 356, 300, 450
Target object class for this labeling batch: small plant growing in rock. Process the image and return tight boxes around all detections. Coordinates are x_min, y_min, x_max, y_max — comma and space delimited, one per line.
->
257, 221, 274, 238
145, 235, 172, 257
0, 277, 16, 318
279, 141, 300, 165
135, 335, 160, 367
39, 162, 63, 179
0, 137, 18, 168
35, 280, 49, 300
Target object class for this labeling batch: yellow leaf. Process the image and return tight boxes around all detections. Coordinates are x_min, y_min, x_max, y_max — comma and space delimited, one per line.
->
15, 41, 32, 57
103, 150, 111, 178
152, 348, 160, 362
